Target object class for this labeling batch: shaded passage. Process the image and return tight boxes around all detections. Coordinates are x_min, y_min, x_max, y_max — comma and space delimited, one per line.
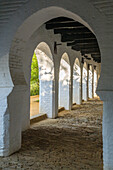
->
0, 99, 103, 170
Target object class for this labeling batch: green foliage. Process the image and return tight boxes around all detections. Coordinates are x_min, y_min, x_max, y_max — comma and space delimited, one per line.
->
30, 53, 39, 96
30, 82, 39, 96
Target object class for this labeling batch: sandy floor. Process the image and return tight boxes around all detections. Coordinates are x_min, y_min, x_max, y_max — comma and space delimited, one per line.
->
0, 98, 103, 170
30, 95, 39, 117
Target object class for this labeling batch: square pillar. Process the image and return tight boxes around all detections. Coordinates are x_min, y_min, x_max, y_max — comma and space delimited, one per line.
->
97, 91, 113, 170
87, 64, 89, 99
92, 66, 94, 98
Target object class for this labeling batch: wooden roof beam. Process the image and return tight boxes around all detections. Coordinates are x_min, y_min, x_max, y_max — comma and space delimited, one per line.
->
46, 22, 84, 30
72, 44, 99, 49
67, 39, 98, 46
46, 17, 74, 24
61, 34, 96, 42
54, 27, 90, 34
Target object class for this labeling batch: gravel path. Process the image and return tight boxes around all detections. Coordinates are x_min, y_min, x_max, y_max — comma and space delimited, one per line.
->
0, 98, 103, 170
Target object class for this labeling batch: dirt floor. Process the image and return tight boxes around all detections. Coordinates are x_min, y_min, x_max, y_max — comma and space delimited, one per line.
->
0, 98, 103, 170
30, 95, 39, 117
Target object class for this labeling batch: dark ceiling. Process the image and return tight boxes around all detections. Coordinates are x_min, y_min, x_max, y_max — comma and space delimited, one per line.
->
45, 17, 101, 63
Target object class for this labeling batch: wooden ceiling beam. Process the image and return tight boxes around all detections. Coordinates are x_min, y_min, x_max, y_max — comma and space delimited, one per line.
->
61, 34, 96, 42
46, 17, 74, 24
67, 39, 98, 46
72, 44, 99, 50
72, 46, 100, 53
46, 22, 84, 29
54, 27, 90, 34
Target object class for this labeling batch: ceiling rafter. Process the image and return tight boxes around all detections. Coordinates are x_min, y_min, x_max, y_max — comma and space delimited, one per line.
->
45, 17, 101, 63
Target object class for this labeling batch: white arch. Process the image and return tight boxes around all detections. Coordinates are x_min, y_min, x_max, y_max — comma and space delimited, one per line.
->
8, 5, 101, 86
59, 53, 70, 110
34, 42, 54, 118
73, 58, 81, 105
7, 36, 56, 157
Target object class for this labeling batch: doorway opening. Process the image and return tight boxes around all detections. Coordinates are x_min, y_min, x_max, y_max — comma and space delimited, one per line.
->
30, 42, 54, 119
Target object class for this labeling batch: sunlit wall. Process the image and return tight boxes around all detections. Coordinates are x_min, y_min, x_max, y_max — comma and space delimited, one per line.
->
59, 53, 70, 110
35, 42, 54, 118
94, 69, 97, 97
89, 65, 93, 98
73, 59, 81, 104
82, 63, 87, 101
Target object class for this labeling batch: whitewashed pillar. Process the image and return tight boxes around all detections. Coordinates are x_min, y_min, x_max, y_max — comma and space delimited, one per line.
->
92, 66, 94, 98
59, 58, 70, 110
69, 64, 73, 110
97, 91, 113, 170
89, 64, 93, 98
97, 39, 113, 169
80, 63, 83, 104
87, 64, 89, 99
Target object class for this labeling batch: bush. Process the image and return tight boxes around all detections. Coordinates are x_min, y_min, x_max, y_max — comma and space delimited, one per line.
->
30, 53, 39, 96
30, 82, 39, 96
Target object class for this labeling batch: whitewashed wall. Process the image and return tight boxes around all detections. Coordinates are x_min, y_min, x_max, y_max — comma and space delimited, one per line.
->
82, 65, 87, 101
35, 47, 54, 118
59, 55, 70, 110
0, 1, 102, 159
94, 69, 97, 97
89, 66, 93, 99
73, 59, 81, 104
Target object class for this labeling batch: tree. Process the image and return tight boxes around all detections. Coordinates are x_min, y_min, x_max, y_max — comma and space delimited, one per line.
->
30, 53, 39, 96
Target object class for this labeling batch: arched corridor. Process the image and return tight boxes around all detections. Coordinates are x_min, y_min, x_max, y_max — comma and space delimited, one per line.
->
0, 14, 102, 167
1, 1, 113, 169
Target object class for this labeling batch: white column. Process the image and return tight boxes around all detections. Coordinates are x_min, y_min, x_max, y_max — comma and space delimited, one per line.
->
0, 87, 13, 156
82, 64, 88, 101
39, 79, 54, 118
95, 30, 113, 170
35, 51, 55, 118
59, 81, 70, 110
87, 64, 89, 100
52, 64, 59, 118
69, 65, 73, 110
92, 66, 94, 98
73, 63, 81, 105
59, 59, 70, 110
0, 54, 23, 156
0, 85, 27, 156
97, 91, 113, 170
89, 65, 93, 98
94, 67, 98, 97
80, 64, 83, 104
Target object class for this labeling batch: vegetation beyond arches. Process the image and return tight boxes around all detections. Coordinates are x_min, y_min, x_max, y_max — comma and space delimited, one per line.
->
30, 53, 39, 96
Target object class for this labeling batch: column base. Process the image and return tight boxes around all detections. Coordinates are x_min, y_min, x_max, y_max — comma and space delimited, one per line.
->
104, 165, 113, 170
0, 144, 21, 156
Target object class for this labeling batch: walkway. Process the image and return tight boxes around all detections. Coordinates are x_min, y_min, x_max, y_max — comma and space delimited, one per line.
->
0, 99, 103, 170
30, 95, 39, 117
